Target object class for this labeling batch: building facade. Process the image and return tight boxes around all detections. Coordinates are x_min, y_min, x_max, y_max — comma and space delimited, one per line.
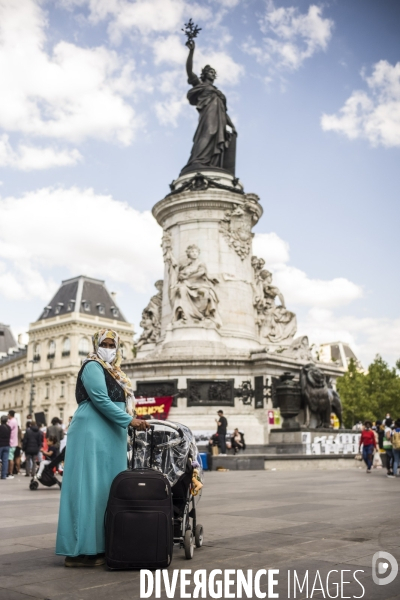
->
0, 276, 134, 425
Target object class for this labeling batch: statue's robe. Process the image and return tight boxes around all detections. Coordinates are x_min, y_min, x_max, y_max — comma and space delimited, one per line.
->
182, 76, 235, 175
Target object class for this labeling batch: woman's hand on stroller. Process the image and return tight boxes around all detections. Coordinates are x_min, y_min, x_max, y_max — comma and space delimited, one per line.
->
130, 418, 151, 431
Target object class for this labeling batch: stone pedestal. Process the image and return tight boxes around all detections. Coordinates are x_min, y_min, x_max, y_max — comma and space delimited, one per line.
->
151, 171, 263, 356
125, 171, 345, 445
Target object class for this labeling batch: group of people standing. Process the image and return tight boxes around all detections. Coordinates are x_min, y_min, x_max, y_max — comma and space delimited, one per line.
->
358, 415, 400, 477
0, 412, 66, 480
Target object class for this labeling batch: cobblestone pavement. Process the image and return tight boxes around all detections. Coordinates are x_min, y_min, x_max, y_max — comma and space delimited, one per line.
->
0, 468, 399, 600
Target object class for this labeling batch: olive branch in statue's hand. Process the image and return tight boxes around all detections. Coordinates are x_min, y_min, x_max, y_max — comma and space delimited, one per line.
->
182, 18, 201, 48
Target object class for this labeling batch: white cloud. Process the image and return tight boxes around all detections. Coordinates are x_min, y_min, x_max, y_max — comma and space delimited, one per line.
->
151, 34, 244, 86
0, 135, 82, 170
298, 309, 400, 367
0, 0, 139, 146
321, 60, 400, 147
73, 0, 212, 44
253, 232, 290, 267
56, 1, 243, 132
0, 186, 163, 301
244, 2, 333, 73
274, 267, 362, 309
153, 35, 188, 66
253, 232, 400, 365
253, 231, 362, 308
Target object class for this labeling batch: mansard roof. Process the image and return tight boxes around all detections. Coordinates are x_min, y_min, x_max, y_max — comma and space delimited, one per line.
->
0, 323, 17, 355
36, 276, 127, 323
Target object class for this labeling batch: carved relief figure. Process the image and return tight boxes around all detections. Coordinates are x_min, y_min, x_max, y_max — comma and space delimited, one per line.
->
136, 280, 163, 350
164, 242, 222, 327
280, 335, 313, 361
220, 201, 259, 260
251, 257, 296, 343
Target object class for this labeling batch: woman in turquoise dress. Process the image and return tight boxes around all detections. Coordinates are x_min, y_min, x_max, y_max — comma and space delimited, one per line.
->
56, 329, 148, 567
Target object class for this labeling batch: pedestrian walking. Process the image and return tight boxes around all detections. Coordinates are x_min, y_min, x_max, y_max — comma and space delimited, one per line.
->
0, 415, 11, 480
13, 427, 22, 475
7, 410, 18, 479
391, 419, 400, 477
358, 421, 376, 473
372, 426, 382, 469
22, 421, 43, 477
55, 329, 149, 568
383, 418, 394, 477
215, 410, 228, 455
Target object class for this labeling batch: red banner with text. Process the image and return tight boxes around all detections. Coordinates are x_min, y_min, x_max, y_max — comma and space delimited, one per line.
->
135, 396, 173, 420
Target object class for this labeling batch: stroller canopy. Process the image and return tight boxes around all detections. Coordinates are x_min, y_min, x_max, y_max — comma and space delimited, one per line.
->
132, 420, 203, 487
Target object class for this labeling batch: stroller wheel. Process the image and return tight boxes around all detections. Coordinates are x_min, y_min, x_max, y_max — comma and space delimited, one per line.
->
29, 481, 39, 491
184, 530, 194, 559
195, 524, 204, 548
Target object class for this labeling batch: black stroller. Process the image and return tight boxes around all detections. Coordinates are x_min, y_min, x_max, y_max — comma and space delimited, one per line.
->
29, 447, 65, 491
131, 419, 204, 559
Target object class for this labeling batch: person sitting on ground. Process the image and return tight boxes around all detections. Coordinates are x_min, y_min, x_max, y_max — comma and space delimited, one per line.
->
358, 421, 376, 474
231, 428, 246, 454
37, 435, 59, 479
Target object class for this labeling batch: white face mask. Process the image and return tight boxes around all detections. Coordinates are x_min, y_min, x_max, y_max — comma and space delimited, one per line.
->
97, 347, 117, 364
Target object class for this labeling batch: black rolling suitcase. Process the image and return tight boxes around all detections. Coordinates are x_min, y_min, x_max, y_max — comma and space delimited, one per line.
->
105, 427, 174, 570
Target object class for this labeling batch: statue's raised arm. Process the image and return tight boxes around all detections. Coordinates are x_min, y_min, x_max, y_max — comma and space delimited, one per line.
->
185, 39, 198, 86
180, 20, 237, 177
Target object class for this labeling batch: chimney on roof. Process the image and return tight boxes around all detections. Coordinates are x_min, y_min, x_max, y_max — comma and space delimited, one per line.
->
111, 291, 117, 299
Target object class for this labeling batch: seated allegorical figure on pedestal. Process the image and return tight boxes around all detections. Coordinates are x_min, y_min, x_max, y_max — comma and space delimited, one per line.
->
180, 37, 237, 176
252, 257, 297, 343
136, 280, 163, 350
164, 241, 222, 328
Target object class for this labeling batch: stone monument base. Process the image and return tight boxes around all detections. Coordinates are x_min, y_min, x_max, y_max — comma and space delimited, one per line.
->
125, 353, 344, 446
269, 428, 360, 455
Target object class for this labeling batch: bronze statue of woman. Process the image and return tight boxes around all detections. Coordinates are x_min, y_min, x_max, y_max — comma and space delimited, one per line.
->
180, 39, 238, 176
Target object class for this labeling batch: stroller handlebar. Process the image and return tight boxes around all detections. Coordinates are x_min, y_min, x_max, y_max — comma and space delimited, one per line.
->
147, 419, 185, 438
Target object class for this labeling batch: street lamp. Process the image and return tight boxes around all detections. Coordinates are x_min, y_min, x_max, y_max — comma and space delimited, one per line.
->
28, 357, 39, 417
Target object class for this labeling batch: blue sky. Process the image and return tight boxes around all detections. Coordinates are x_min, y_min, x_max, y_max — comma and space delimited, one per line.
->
0, 0, 399, 367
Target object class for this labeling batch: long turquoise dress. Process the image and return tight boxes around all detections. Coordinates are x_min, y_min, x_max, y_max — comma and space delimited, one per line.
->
56, 360, 132, 556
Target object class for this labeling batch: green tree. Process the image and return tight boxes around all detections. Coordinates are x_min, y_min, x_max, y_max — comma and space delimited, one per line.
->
337, 355, 400, 427
364, 355, 400, 419
337, 359, 368, 427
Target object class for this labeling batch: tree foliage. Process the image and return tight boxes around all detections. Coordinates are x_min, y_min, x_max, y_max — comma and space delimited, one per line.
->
337, 355, 400, 428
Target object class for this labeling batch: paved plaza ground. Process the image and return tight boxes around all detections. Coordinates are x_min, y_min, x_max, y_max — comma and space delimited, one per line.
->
0, 467, 399, 600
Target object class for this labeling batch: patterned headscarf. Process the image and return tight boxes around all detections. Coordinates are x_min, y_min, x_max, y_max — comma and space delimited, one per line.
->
84, 329, 135, 409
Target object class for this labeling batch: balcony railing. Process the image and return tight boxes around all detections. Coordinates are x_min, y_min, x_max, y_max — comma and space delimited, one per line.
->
47, 353, 55, 360
62, 351, 70, 357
